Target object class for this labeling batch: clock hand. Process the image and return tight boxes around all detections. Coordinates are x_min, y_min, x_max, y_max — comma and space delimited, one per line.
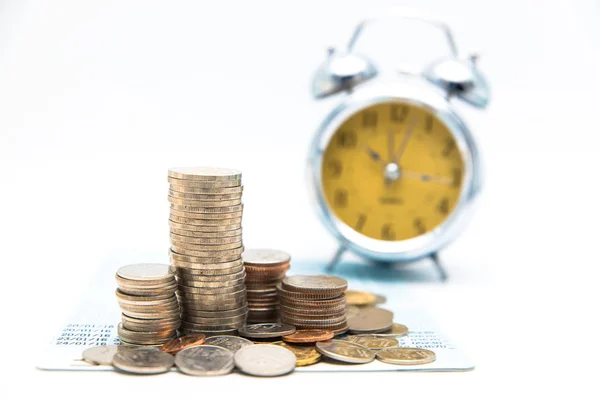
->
394, 117, 418, 163
361, 144, 386, 166
387, 128, 395, 164
402, 171, 453, 185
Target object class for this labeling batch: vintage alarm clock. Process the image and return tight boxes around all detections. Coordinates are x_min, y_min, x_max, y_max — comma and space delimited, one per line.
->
308, 12, 490, 278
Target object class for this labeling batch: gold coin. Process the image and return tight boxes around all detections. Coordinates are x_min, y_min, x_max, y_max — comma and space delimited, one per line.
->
167, 167, 242, 182
376, 347, 436, 365
168, 196, 242, 207
373, 323, 409, 337
169, 184, 243, 195
168, 190, 242, 201
168, 176, 241, 188
345, 290, 377, 306
271, 341, 321, 366
344, 335, 398, 350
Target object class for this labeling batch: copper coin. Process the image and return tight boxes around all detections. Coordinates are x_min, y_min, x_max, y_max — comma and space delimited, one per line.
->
282, 329, 334, 344
160, 334, 206, 354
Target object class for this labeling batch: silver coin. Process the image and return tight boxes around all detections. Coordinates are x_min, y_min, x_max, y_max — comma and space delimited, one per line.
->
315, 340, 375, 364
238, 323, 296, 339
112, 347, 174, 374
204, 335, 254, 353
347, 307, 394, 334
82, 345, 121, 365
174, 345, 234, 376
234, 344, 296, 377
168, 167, 242, 181
242, 249, 291, 266
117, 263, 174, 281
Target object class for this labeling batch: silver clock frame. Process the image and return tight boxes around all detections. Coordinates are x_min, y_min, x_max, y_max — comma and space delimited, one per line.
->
308, 80, 483, 265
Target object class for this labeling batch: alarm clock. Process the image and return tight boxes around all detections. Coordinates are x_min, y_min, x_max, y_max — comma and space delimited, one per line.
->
307, 11, 490, 278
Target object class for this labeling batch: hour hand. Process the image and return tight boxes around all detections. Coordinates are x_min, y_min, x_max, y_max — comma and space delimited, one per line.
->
362, 145, 385, 166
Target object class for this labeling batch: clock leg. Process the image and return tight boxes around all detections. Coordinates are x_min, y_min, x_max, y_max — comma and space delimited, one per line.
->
325, 246, 346, 272
430, 252, 448, 282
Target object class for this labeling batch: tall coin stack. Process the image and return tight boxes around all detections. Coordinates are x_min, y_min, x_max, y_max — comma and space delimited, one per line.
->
277, 275, 349, 335
115, 263, 180, 346
167, 167, 247, 336
242, 249, 291, 323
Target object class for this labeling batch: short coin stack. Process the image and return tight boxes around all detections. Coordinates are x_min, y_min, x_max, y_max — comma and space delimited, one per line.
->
243, 249, 291, 323
168, 167, 247, 336
115, 263, 180, 346
277, 275, 348, 335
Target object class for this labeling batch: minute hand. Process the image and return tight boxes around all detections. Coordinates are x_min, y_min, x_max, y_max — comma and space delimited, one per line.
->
402, 171, 453, 185
393, 117, 418, 163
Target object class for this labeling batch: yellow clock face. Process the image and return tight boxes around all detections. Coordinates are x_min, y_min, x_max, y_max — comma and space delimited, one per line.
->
321, 102, 465, 241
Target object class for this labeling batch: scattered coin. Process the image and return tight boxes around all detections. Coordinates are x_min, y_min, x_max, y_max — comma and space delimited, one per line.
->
376, 347, 436, 365
345, 335, 399, 350
238, 323, 296, 339
271, 341, 321, 367
112, 347, 174, 374
82, 345, 121, 365
315, 340, 375, 364
204, 335, 254, 353
160, 334, 206, 355
234, 344, 296, 376
347, 307, 394, 334
174, 345, 235, 376
373, 323, 409, 337
345, 290, 377, 306
282, 329, 334, 344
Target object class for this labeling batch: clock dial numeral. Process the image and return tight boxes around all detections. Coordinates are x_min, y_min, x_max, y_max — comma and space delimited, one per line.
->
356, 213, 367, 232
362, 111, 378, 128
425, 115, 434, 132
381, 223, 396, 240
327, 159, 342, 178
413, 218, 426, 235
441, 138, 455, 157
334, 189, 348, 208
337, 130, 357, 149
438, 197, 450, 215
451, 168, 462, 188
390, 105, 409, 123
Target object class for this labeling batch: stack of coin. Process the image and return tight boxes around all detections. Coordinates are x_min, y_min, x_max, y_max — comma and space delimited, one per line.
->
277, 275, 348, 335
168, 167, 247, 336
243, 249, 291, 322
115, 263, 180, 346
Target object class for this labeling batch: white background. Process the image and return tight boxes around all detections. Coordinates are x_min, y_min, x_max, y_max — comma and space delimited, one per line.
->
1, 0, 599, 398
